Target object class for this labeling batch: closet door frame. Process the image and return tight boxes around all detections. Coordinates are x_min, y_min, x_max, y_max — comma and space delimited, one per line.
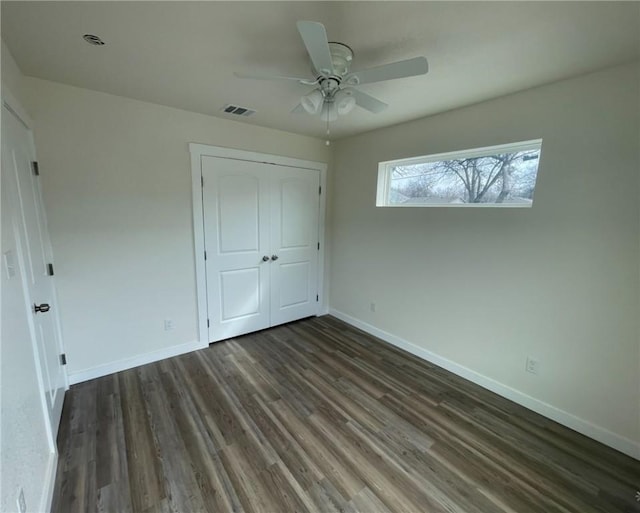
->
190, 143, 328, 345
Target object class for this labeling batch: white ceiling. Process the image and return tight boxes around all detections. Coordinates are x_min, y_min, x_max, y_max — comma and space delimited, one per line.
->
2, 1, 639, 139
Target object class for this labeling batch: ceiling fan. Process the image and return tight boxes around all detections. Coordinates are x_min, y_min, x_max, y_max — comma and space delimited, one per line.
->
234, 21, 429, 124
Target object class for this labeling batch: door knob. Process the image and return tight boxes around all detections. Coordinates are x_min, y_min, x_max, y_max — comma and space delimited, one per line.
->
34, 303, 51, 314
262, 255, 270, 262
271, 255, 279, 261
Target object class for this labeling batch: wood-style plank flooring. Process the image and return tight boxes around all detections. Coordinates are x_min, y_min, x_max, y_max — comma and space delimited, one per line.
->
52, 316, 640, 513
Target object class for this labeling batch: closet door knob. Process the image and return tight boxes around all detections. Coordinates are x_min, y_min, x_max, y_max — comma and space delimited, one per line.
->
271, 255, 279, 261
262, 255, 270, 262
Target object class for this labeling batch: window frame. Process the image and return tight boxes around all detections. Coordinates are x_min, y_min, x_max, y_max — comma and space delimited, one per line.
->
376, 139, 543, 208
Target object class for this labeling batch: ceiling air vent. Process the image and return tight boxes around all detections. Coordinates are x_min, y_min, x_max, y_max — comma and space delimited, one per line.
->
83, 34, 105, 46
221, 104, 256, 117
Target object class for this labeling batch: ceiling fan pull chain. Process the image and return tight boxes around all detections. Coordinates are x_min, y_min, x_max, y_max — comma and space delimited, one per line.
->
325, 115, 331, 146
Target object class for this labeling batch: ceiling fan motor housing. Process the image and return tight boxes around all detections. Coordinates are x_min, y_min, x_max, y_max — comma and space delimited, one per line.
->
309, 43, 357, 117
326, 42, 354, 77
312, 43, 353, 103
319, 77, 341, 97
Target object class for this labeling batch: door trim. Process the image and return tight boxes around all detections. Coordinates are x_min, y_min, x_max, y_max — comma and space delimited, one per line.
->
190, 144, 328, 345
1, 84, 34, 130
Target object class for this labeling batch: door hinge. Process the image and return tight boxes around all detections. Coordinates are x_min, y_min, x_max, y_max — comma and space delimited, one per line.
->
207, 319, 210, 328
204, 250, 207, 260
318, 185, 322, 195
316, 294, 319, 302
317, 242, 320, 250
59, 353, 67, 365
47, 263, 55, 276
31, 161, 40, 176
201, 175, 204, 187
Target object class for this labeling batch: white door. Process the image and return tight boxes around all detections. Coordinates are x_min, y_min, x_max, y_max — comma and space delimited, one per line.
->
201, 156, 320, 342
2, 106, 66, 437
202, 157, 272, 341
270, 167, 320, 326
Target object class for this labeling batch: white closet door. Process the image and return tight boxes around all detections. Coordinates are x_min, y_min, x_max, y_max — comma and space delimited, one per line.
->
270, 167, 320, 326
202, 157, 271, 342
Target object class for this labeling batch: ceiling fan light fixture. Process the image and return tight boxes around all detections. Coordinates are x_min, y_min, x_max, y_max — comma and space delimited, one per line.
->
334, 89, 356, 115
320, 102, 338, 122
301, 89, 323, 114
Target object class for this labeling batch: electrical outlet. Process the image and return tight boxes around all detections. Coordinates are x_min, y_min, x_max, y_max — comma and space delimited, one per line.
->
17, 488, 26, 513
164, 319, 175, 331
370, 302, 376, 313
525, 357, 540, 375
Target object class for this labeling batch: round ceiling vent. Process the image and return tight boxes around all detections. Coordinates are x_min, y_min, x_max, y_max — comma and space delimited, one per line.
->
83, 34, 105, 46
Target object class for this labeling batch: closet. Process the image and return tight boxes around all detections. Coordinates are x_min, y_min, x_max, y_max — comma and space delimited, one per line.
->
194, 148, 325, 342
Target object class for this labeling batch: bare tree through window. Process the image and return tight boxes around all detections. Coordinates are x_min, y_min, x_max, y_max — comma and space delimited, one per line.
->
379, 141, 542, 207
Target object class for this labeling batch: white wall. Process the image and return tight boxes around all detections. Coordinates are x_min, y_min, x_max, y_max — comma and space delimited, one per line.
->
330, 62, 640, 455
21, 77, 330, 380
1, 41, 54, 513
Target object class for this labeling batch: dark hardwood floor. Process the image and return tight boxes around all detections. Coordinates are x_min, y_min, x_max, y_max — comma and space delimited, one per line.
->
52, 316, 640, 513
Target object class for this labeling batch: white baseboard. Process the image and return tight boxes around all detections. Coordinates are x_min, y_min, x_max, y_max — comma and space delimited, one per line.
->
329, 308, 640, 460
40, 450, 57, 513
68, 339, 207, 385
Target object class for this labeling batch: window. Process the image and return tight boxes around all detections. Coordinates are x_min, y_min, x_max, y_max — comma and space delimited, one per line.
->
376, 139, 543, 207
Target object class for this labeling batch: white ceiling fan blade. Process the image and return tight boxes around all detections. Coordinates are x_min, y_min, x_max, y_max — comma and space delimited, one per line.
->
291, 103, 306, 114
346, 56, 428, 85
351, 89, 388, 114
296, 21, 334, 76
234, 71, 316, 85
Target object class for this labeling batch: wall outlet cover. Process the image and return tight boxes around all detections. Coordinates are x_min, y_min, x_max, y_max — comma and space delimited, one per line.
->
526, 357, 540, 375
